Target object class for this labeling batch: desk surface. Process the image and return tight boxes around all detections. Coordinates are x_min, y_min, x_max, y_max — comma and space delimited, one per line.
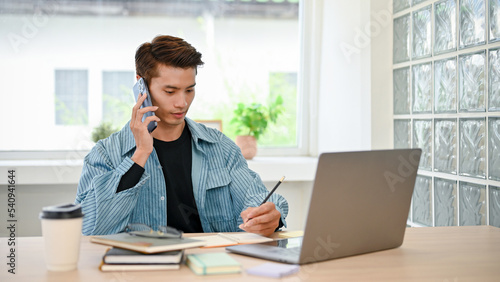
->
1, 226, 500, 281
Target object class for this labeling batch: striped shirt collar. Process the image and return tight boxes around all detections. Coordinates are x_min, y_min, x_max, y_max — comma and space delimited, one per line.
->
120, 117, 220, 156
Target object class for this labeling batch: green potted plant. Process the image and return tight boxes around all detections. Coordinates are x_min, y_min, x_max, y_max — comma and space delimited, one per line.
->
91, 122, 118, 143
230, 96, 284, 159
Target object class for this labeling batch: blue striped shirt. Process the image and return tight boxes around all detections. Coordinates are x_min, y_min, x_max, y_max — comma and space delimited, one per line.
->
75, 118, 288, 235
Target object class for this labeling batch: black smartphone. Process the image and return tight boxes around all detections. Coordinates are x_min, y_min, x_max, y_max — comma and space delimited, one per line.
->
132, 77, 157, 133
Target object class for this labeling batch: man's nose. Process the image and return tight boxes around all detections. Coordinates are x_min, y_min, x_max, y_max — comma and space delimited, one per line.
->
173, 93, 188, 108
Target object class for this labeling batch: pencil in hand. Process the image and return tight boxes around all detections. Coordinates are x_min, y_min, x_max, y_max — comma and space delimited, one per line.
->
259, 176, 285, 206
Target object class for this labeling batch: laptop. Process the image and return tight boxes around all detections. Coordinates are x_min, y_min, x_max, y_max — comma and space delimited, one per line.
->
226, 149, 421, 264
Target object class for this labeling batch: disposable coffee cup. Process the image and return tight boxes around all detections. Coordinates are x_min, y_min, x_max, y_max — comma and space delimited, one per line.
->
39, 203, 84, 271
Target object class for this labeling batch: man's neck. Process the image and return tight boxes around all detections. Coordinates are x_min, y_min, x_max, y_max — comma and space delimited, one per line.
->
151, 120, 186, 142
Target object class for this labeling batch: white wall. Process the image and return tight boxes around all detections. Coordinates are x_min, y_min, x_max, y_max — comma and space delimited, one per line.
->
370, 0, 394, 150
314, 0, 374, 154
312, 0, 392, 153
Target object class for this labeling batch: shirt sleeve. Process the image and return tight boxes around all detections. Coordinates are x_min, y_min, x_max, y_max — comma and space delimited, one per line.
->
75, 142, 150, 235
236, 168, 289, 230
276, 218, 284, 231
224, 138, 289, 230
116, 163, 145, 193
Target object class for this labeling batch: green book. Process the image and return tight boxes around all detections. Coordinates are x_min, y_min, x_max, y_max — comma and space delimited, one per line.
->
186, 253, 241, 275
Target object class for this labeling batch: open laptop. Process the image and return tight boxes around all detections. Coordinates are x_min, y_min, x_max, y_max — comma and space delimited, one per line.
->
226, 149, 421, 264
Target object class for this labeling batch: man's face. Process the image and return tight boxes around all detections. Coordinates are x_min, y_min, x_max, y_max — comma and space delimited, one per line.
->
148, 64, 196, 127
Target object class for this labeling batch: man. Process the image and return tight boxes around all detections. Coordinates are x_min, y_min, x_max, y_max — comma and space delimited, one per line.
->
75, 35, 288, 236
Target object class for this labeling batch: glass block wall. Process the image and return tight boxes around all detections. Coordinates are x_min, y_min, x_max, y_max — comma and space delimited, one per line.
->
393, 0, 500, 227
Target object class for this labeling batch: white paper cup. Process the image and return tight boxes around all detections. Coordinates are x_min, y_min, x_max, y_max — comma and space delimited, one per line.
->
40, 203, 84, 271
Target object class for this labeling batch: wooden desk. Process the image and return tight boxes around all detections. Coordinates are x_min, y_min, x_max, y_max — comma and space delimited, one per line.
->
1, 226, 499, 281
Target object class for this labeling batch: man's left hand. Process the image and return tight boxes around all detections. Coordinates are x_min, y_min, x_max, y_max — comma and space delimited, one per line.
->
239, 202, 281, 237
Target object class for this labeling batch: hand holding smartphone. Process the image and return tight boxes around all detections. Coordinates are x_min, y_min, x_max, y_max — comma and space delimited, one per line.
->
132, 78, 157, 133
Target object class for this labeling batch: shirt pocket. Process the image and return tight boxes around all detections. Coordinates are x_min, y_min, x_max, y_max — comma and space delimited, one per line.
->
204, 168, 237, 232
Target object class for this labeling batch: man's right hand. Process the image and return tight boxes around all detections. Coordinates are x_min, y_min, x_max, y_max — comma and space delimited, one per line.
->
130, 92, 160, 167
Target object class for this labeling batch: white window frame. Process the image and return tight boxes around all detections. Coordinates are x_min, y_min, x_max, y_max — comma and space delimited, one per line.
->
257, 0, 321, 157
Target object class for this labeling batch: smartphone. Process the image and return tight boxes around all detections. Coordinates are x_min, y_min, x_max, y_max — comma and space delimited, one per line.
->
132, 77, 157, 133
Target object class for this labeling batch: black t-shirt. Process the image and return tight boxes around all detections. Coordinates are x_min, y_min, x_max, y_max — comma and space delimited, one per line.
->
116, 125, 203, 233
153, 125, 203, 233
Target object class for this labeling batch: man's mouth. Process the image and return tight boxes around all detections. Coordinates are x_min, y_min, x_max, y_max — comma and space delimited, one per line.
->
172, 112, 185, 118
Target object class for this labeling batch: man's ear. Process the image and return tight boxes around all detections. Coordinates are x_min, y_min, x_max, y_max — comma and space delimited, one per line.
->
136, 74, 141, 80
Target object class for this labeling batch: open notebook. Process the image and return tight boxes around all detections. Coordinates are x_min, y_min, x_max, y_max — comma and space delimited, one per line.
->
194, 232, 273, 248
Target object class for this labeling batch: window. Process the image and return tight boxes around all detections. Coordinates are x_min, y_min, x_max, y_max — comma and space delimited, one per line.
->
102, 71, 135, 128
55, 70, 88, 125
259, 72, 297, 147
0, 0, 303, 155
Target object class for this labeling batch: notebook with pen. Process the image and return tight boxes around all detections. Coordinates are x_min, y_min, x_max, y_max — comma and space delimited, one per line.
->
193, 232, 273, 248
226, 149, 421, 264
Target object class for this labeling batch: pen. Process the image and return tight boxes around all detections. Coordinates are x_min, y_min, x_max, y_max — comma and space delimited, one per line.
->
259, 176, 285, 206
242, 176, 285, 228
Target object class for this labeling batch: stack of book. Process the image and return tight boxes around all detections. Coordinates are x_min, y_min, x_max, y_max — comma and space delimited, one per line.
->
99, 247, 184, 272
91, 232, 207, 272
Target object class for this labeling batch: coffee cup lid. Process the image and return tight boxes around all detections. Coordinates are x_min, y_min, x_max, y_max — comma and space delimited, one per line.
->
40, 203, 84, 219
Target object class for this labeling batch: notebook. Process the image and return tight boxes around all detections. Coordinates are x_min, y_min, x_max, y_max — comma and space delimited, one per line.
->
102, 247, 183, 264
246, 262, 299, 278
186, 253, 241, 275
194, 232, 273, 248
227, 149, 421, 264
99, 262, 180, 272
90, 233, 206, 253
